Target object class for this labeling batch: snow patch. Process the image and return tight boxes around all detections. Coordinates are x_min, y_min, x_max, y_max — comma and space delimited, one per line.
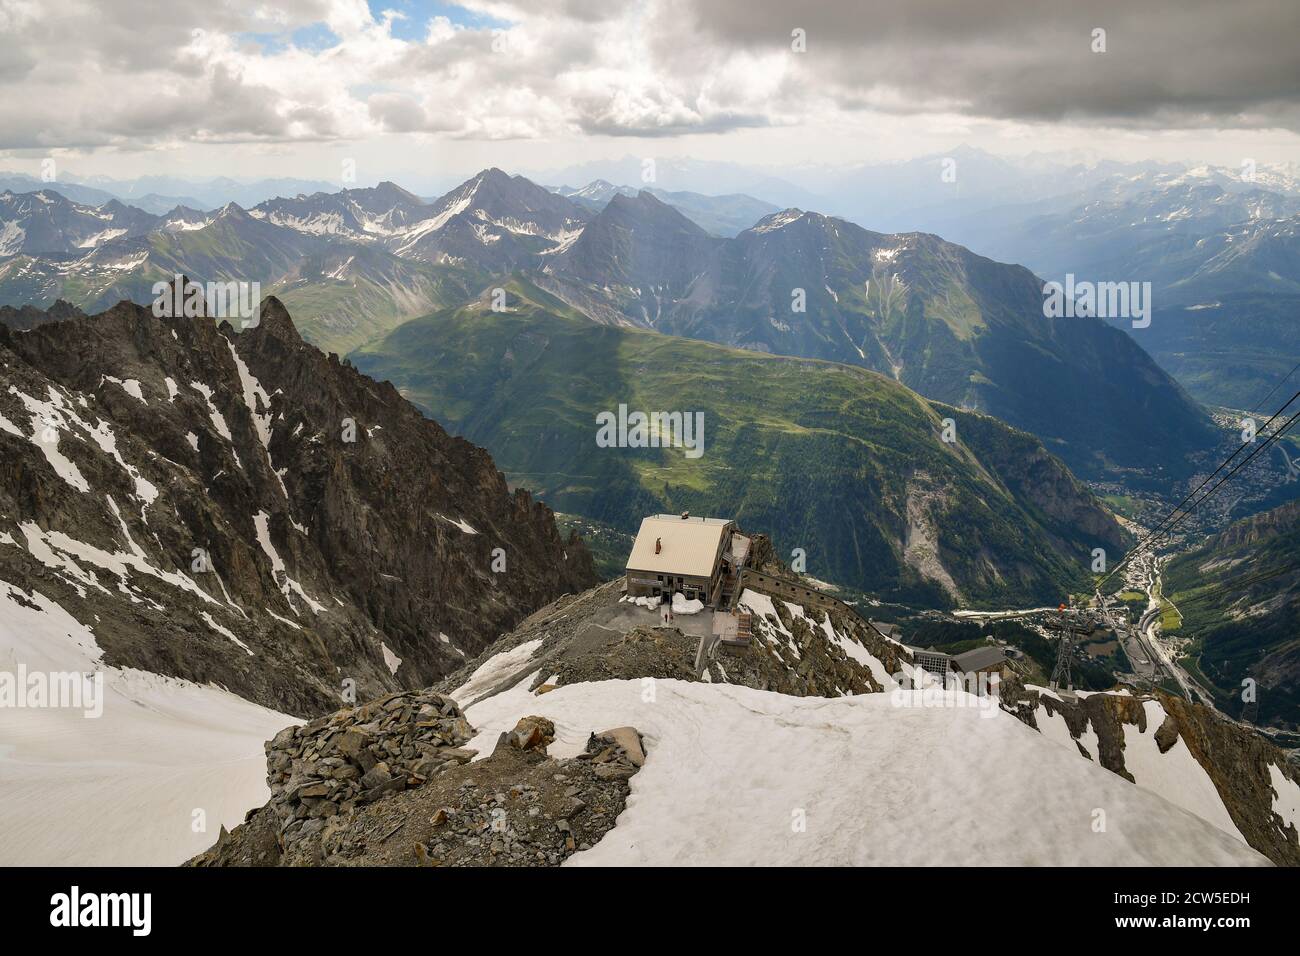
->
200, 610, 253, 656
0, 580, 296, 865
1118, 700, 1244, 842
1267, 764, 1300, 834
381, 642, 402, 676
460, 679, 1266, 866
451, 638, 544, 708
252, 511, 326, 615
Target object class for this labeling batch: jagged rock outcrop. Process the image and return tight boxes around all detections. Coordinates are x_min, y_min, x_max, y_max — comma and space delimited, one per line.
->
0, 297, 596, 716
0, 299, 85, 331
1001, 677, 1300, 866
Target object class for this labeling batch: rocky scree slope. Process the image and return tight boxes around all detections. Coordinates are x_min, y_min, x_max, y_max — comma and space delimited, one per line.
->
435, 573, 912, 705
187, 694, 643, 867
0, 297, 594, 716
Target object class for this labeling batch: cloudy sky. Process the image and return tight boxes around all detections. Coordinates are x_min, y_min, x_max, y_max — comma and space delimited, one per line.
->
1, 0, 1298, 186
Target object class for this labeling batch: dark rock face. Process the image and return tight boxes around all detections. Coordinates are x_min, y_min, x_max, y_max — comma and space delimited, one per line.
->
550, 191, 721, 293
0, 297, 595, 717
0, 299, 85, 330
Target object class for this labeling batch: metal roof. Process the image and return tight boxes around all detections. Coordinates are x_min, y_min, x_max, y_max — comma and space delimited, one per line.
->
951, 646, 1009, 672
625, 515, 732, 578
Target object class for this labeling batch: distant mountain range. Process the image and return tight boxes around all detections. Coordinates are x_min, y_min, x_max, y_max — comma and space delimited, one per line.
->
951, 176, 1300, 410
0, 172, 339, 214
534, 148, 1300, 235
965, 180, 1300, 303
0, 167, 1220, 486
534, 192, 1217, 483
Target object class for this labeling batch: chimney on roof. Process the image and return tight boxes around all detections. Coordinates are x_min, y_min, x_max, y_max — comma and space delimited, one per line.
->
681, 511, 690, 520
655, 537, 662, 554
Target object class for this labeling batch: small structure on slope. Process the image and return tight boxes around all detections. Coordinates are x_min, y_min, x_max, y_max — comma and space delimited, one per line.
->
624, 512, 749, 607
903, 642, 1010, 694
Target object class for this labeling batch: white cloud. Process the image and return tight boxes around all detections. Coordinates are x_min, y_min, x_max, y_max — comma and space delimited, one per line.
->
0, 0, 1297, 159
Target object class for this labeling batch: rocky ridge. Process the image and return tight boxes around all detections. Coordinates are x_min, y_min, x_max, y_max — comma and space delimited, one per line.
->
0, 297, 595, 716
433, 568, 912, 706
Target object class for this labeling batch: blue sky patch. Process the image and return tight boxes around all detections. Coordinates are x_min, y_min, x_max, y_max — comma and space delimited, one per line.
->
368, 1, 511, 40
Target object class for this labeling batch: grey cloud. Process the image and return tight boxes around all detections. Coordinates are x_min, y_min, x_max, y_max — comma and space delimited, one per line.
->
678, 0, 1300, 130
367, 93, 464, 134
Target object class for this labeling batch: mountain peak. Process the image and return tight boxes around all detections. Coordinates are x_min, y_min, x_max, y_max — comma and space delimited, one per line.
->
600, 189, 706, 233
368, 180, 425, 205
471, 166, 513, 186
748, 208, 807, 233
215, 200, 250, 221
245, 294, 302, 345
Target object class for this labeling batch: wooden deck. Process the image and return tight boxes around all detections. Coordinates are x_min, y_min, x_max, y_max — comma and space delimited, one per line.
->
713, 610, 753, 647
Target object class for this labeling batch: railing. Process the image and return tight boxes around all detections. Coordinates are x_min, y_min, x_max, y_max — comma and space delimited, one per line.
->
737, 569, 854, 616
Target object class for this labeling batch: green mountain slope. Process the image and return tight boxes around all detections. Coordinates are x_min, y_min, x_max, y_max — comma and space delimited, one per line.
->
352, 280, 1126, 608
267, 245, 484, 354
1164, 499, 1300, 729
